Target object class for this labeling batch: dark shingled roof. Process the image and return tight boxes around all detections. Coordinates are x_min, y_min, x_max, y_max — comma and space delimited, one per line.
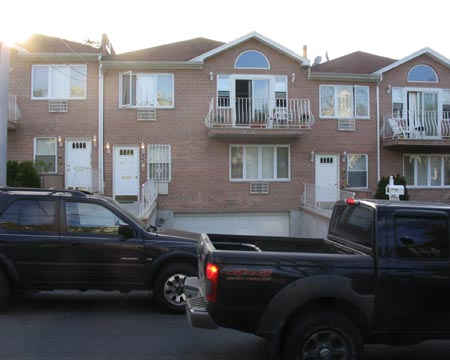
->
311, 51, 397, 74
18, 34, 100, 53
107, 37, 225, 62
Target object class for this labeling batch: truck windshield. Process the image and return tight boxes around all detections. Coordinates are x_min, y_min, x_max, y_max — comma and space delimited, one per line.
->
329, 204, 374, 249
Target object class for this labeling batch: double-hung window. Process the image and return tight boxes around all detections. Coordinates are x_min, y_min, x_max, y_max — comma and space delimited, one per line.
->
230, 145, 289, 181
32, 65, 87, 99
320, 85, 369, 119
347, 154, 368, 188
34, 137, 57, 173
121, 72, 174, 108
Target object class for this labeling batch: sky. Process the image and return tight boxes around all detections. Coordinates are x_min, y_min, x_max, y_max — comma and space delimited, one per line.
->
2, 0, 449, 62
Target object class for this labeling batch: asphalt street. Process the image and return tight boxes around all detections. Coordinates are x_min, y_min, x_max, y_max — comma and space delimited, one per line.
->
0, 291, 448, 360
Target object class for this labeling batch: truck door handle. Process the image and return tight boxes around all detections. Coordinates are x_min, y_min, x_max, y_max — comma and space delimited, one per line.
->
68, 242, 80, 247
395, 271, 414, 279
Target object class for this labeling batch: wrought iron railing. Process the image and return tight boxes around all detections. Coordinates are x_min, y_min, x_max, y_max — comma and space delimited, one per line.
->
8, 94, 21, 123
139, 180, 158, 219
382, 111, 450, 140
206, 97, 314, 129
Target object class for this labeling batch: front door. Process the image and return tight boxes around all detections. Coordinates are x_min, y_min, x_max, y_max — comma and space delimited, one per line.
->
113, 146, 140, 202
66, 140, 92, 191
315, 155, 339, 205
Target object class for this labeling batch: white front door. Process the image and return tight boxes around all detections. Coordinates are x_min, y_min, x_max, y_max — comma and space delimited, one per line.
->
66, 140, 92, 191
113, 146, 140, 202
315, 155, 339, 204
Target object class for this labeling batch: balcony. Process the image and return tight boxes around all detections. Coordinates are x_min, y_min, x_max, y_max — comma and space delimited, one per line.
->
8, 94, 21, 130
205, 98, 314, 138
381, 111, 450, 147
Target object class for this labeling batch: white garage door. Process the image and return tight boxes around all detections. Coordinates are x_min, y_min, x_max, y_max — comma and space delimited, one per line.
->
173, 213, 290, 236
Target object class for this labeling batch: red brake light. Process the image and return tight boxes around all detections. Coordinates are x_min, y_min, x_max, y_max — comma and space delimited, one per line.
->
205, 262, 219, 303
346, 198, 360, 205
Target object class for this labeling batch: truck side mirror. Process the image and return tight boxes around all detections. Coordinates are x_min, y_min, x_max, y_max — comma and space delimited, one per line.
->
118, 224, 136, 239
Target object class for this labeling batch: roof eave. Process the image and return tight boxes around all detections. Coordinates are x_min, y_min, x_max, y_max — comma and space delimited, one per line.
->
308, 72, 381, 82
101, 60, 204, 70
17, 52, 101, 61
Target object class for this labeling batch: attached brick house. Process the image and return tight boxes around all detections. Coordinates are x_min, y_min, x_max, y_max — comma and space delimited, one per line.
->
6, 32, 450, 235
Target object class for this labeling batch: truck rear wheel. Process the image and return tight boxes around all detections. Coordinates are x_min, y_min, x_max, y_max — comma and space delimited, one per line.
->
284, 312, 363, 360
153, 263, 196, 313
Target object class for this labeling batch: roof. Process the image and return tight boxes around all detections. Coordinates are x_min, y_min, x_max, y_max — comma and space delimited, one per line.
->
17, 34, 100, 54
311, 51, 397, 74
107, 37, 224, 62
191, 31, 310, 66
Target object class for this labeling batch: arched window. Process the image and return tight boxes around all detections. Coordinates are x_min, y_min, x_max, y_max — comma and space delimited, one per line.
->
235, 50, 270, 69
407, 65, 438, 82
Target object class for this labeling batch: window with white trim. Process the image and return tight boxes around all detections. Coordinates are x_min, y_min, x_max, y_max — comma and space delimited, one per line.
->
217, 75, 230, 108
34, 137, 57, 173
235, 50, 270, 69
120, 72, 174, 108
148, 144, 171, 181
404, 155, 450, 187
347, 154, 368, 188
32, 65, 87, 99
392, 87, 404, 118
230, 145, 289, 181
407, 65, 438, 83
320, 85, 369, 119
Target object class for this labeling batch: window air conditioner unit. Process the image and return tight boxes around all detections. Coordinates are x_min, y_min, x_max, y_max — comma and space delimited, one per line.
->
250, 182, 269, 194
137, 108, 156, 121
48, 100, 68, 113
338, 119, 355, 131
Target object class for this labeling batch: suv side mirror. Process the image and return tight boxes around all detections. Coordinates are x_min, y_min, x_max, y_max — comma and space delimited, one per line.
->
118, 224, 136, 239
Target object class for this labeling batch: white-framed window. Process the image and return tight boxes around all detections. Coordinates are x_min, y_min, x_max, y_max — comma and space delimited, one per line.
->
407, 65, 438, 83
404, 154, 450, 187
31, 65, 87, 99
347, 154, 368, 188
392, 87, 404, 118
230, 145, 290, 181
275, 75, 288, 108
217, 74, 230, 108
147, 144, 171, 181
234, 50, 270, 69
34, 137, 57, 173
120, 72, 174, 108
320, 85, 370, 119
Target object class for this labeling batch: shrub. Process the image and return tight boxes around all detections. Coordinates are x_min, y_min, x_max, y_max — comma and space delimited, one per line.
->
7, 161, 41, 188
374, 174, 409, 200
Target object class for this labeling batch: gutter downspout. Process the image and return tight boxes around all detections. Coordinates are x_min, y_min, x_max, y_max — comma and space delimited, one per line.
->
376, 77, 381, 182
98, 60, 104, 193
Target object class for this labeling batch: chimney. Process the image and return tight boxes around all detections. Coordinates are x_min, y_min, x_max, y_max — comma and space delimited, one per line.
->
303, 45, 308, 59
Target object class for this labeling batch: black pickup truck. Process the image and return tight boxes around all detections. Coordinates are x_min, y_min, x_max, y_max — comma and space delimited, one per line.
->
0, 187, 199, 313
186, 199, 450, 360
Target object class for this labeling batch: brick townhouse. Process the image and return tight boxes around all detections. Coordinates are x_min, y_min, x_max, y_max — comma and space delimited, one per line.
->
6, 32, 450, 235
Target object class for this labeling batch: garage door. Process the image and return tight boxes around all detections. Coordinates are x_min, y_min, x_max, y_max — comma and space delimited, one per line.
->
173, 213, 289, 236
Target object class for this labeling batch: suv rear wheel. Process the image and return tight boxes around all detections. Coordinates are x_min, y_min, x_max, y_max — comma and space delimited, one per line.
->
153, 263, 196, 313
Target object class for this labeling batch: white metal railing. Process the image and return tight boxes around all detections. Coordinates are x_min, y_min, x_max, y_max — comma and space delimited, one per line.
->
302, 183, 355, 211
382, 111, 450, 140
72, 166, 99, 193
8, 94, 21, 123
139, 179, 158, 219
205, 97, 314, 129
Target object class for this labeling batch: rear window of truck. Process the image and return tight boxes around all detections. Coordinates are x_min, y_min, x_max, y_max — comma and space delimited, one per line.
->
329, 204, 374, 249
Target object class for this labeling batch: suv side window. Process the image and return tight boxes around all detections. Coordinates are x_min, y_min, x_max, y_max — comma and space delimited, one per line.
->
395, 215, 449, 260
0, 200, 56, 233
65, 202, 126, 236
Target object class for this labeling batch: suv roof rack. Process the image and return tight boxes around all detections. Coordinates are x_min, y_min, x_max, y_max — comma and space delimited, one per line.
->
0, 187, 91, 197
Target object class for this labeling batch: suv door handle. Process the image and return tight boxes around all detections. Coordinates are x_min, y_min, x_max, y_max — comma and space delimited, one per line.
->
395, 271, 414, 279
68, 242, 80, 247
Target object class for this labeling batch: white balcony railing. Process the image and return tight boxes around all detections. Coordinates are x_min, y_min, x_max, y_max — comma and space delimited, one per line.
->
205, 97, 314, 129
139, 180, 158, 220
302, 183, 355, 211
382, 111, 450, 140
8, 94, 21, 124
